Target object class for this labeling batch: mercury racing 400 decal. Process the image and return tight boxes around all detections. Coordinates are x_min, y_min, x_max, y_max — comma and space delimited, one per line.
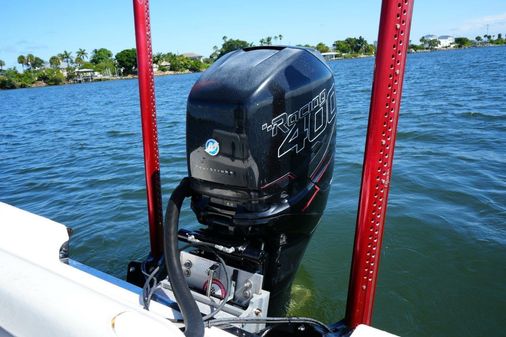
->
262, 85, 336, 158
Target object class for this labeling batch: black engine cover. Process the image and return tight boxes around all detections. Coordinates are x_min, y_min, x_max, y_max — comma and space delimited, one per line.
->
185, 46, 336, 313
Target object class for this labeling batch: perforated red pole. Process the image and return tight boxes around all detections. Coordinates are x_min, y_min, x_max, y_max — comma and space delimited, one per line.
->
133, 0, 163, 259
346, 0, 414, 328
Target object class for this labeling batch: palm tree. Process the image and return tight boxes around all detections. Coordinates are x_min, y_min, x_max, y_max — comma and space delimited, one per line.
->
17, 55, 26, 71
76, 48, 87, 59
153, 52, 164, 65
356, 36, 367, 53
61, 50, 72, 68
74, 55, 85, 67
26, 54, 35, 70
49, 56, 61, 69
0, 59, 5, 70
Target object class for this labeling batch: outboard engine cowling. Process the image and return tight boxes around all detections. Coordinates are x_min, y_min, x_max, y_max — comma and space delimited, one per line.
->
185, 46, 336, 314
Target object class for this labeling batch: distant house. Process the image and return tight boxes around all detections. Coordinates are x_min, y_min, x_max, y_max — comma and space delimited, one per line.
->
182, 52, 204, 62
154, 60, 171, 72
438, 35, 455, 48
75, 68, 94, 82
321, 52, 340, 61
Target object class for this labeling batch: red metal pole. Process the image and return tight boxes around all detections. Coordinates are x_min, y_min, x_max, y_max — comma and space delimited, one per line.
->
345, 0, 414, 328
133, 0, 163, 259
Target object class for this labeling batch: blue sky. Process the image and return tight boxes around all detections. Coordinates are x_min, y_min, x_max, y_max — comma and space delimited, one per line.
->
1, 0, 506, 69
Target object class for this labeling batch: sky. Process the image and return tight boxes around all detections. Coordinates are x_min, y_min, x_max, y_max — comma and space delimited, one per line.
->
1, 0, 506, 69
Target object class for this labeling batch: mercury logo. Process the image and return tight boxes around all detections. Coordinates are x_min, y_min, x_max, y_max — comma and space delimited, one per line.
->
204, 138, 220, 156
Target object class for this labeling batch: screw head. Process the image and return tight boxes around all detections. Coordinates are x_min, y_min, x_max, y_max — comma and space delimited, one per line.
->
243, 289, 252, 299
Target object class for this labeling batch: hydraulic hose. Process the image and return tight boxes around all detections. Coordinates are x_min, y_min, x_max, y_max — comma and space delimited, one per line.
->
164, 177, 205, 337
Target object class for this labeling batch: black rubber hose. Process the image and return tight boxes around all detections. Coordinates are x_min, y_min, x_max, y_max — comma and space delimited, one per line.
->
164, 177, 204, 337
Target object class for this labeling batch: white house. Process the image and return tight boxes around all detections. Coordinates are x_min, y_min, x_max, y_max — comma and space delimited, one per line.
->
320, 52, 340, 61
438, 35, 455, 48
153, 60, 171, 72
75, 68, 94, 82
182, 52, 204, 62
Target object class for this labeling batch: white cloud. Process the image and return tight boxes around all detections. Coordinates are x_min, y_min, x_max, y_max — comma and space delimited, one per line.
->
454, 12, 506, 33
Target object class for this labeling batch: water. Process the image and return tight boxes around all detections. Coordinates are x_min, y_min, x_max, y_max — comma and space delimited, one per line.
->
1, 47, 505, 336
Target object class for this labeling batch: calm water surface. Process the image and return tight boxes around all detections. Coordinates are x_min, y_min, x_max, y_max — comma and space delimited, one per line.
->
1, 47, 505, 336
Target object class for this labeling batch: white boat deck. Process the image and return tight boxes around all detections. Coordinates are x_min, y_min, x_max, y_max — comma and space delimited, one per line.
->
0, 202, 396, 336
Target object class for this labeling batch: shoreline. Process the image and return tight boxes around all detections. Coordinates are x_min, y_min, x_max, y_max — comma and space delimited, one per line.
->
0, 69, 197, 90
2, 44, 504, 90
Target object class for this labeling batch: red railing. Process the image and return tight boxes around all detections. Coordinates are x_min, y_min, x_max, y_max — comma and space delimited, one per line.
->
346, 0, 415, 328
133, 0, 164, 259
132, 0, 415, 325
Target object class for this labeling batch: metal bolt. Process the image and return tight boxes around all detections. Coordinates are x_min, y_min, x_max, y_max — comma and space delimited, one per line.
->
243, 289, 252, 299
183, 260, 192, 268
254, 308, 262, 316
184, 269, 191, 277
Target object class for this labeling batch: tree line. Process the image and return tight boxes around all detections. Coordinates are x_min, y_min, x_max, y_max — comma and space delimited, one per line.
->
3, 32, 502, 90
411, 34, 506, 51
0, 34, 378, 89
457, 34, 505, 48
316, 37, 375, 55
209, 35, 376, 60
0, 47, 209, 89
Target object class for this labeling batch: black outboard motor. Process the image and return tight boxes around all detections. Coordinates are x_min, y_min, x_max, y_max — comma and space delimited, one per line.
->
184, 46, 336, 314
